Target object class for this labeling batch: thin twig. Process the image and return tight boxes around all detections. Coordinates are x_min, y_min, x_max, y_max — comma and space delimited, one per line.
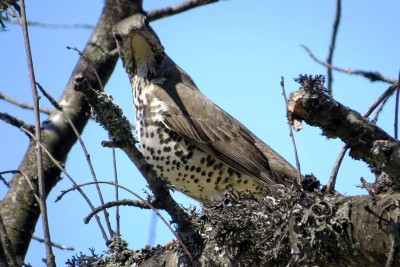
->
326, 0, 341, 95
61, 181, 196, 265
4, 17, 94, 29
85, 199, 158, 223
0, 112, 34, 134
0, 170, 19, 187
66, 46, 104, 92
147, 0, 218, 21
326, 82, 399, 192
326, 145, 347, 193
37, 82, 113, 238
18, 0, 55, 265
112, 147, 121, 236
0, 213, 18, 267
32, 235, 74, 251
280, 77, 302, 185
20, 127, 109, 243
302, 45, 396, 84
394, 71, 400, 139
0, 91, 52, 114
19, 170, 41, 204
373, 92, 396, 123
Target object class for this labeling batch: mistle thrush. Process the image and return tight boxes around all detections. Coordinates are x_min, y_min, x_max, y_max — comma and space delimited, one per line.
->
113, 14, 298, 202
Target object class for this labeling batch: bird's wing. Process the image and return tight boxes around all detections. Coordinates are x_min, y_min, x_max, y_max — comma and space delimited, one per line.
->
154, 75, 296, 185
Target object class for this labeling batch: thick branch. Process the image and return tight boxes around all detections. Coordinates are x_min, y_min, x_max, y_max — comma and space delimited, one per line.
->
0, 0, 142, 264
288, 80, 400, 185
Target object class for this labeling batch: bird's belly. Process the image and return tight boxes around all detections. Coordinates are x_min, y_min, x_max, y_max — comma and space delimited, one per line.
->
136, 123, 262, 202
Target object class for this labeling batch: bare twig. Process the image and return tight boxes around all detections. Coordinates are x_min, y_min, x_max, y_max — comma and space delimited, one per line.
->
147, 0, 218, 21
280, 77, 302, 185
0, 112, 34, 134
20, 127, 109, 243
4, 17, 94, 29
32, 236, 74, 251
0, 91, 52, 114
18, 0, 55, 265
85, 199, 158, 223
0, 213, 18, 267
373, 92, 396, 123
327, 145, 347, 193
302, 45, 396, 84
66, 46, 104, 92
112, 147, 121, 236
326, 82, 399, 192
326, 0, 341, 95
394, 71, 400, 139
19, 170, 41, 204
0, 170, 19, 187
61, 181, 196, 265
37, 82, 113, 238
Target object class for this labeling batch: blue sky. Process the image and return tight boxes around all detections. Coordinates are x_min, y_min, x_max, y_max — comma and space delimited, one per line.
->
1, 0, 399, 265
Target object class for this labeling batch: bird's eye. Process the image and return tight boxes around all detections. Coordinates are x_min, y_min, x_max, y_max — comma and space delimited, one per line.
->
144, 18, 150, 27
114, 33, 123, 44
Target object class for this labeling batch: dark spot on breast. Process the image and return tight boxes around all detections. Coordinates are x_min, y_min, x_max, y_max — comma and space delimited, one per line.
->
186, 152, 193, 159
190, 166, 195, 172
243, 180, 248, 184
175, 150, 183, 157
201, 171, 206, 176
194, 179, 199, 183
196, 167, 201, 173
150, 132, 154, 138
185, 165, 190, 171
208, 172, 214, 177
206, 178, 211, 183
216, 177, 222, 183
200, 157, 205, 164
227, 168, 235, 177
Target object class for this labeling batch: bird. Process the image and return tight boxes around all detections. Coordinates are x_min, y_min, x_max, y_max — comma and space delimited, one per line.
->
112, 13, 298, 202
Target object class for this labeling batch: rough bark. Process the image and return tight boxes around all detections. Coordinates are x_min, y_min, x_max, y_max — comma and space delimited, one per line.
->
287, 77, 400, 187
0, 0, 142, 264
99, 187, 400, 266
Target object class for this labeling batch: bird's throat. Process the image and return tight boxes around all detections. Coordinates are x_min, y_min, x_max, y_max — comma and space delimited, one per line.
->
131, 34, 159, 79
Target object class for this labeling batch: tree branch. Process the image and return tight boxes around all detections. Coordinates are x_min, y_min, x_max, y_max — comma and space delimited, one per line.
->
326, 0, 341, 94
302, 45, 396, 84
288, 76, 400, 186
147, 0, 218, 21
0, 91, 52, 114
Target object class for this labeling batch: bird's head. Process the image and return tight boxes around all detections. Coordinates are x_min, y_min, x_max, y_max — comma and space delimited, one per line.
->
113, 13, 165, 78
